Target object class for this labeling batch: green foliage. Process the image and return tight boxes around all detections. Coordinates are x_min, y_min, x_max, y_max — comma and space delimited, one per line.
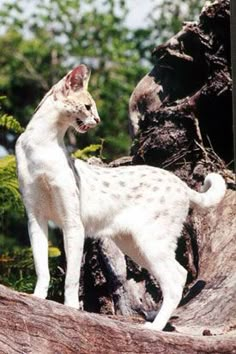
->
0, 96, 24, 133
0, 27, 66, 128
0, 155, 24, 216
148, 0, 205, 46
0, 114, 24, 134
0, 246, 65, 302
0, 0, 148, 158
0, 97, 27, 249
0, 248, 35, 293
0, 0, 205, 158
73, 142, 104, 160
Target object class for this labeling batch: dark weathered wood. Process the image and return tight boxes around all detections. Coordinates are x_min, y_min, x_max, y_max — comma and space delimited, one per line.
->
130, 0, 233, 172
173, 190, 236, 335
0, 284, 235, 354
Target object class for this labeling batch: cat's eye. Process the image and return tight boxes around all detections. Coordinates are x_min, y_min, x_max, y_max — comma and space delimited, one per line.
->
85, 104, 91, 111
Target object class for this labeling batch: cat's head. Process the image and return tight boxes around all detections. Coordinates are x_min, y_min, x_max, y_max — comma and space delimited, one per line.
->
37, 65, 100, 134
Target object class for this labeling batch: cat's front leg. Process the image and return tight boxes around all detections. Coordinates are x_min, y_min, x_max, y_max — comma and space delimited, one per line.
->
63, 220, 85, 309
28, 215, 50, 299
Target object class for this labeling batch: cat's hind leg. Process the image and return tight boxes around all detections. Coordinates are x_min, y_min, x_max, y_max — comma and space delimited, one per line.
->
144, 257, 187, 331
129, 225, 187, 331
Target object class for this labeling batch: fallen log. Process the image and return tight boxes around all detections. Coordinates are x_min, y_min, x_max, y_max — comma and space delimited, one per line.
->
0, 284, 235, 354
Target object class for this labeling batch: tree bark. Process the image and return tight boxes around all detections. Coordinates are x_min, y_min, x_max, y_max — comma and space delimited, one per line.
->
172, 189, 236, 336
0, 284, 235, 354
130, 0, 233, 170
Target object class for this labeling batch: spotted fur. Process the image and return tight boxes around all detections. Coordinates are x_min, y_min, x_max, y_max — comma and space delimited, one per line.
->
16, 65, 226, 331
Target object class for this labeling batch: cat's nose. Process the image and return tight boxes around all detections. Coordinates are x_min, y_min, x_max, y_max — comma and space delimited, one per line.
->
94, 116, 100, 124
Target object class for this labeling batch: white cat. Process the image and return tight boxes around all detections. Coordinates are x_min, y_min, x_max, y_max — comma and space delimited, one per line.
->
16, 64, 226, 331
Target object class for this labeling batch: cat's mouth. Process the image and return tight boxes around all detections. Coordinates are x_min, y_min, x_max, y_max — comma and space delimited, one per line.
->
76, 118, 90, 133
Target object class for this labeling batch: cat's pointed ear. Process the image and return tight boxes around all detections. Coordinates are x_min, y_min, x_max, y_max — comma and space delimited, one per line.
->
66, 64, 91, 91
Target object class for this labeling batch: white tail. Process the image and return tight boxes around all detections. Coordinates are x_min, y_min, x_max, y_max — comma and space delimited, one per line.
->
188, 173, 226, 208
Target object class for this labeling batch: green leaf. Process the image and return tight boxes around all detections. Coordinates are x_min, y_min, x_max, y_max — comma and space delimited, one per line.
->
0, 155, 24, 216
72, 143, 103, 160
0, 114, 24, 133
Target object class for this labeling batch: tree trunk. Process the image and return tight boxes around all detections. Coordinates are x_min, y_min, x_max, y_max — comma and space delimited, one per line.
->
172, 189, 236, 336
0, 284, 235, 354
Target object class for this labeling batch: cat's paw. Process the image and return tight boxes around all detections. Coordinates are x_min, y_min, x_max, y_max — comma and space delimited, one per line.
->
33, 289, 48, 299
143, 322, 159, 331
64, 299, 80, 309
